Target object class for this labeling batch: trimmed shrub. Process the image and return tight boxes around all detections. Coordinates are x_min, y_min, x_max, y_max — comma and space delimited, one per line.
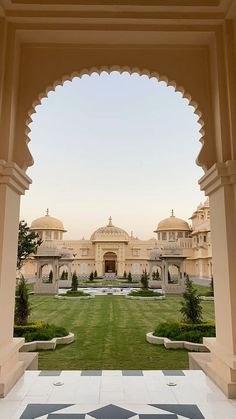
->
129, 290, 162, 297
14, 322, 46, 337
65, 290, 90, 297
14, 322, 69, 342
153, 321, 215, 343
141, 269, 149, 290
181, 275, 203, 323
127, 272, 132, 282
48, 270, 53, 283
15, 276, 31, 326
71, 271, 78, 291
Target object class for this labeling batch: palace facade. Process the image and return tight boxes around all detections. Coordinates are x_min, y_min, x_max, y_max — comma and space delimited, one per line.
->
22, 200, 212, 280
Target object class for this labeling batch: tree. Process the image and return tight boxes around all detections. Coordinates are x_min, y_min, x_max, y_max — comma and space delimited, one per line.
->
123, 270, 127, 279
71, 271, 78, 291
60, 270, 66, 280
127, 272, 132, 282
141, 269, 149, 290
180, 275, 203, 324
156, 269, 160, 280
94, 270, 98, 278
48, 270, 53, 283
17, 220, 42, 270
15, 276, 31, 325
152, 271, 156, 280
89, 271, 94, 281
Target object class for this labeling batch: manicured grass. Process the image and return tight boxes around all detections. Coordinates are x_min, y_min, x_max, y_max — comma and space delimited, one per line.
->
29, 295, 214, 371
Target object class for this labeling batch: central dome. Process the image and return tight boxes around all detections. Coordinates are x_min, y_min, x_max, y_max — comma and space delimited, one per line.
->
155, 210, 190, 232
90, 217, 130, 242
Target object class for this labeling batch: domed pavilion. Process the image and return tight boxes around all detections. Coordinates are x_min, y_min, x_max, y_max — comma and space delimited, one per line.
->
154, 210, 191, 242
30, 209, 66, 241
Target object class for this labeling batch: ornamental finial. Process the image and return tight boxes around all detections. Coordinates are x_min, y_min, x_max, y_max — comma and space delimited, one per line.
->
171, 209, 174, 217
108, 216, 112, 226
46, 208, 49, 216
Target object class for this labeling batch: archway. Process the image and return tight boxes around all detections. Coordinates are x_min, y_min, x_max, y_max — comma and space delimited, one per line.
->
1, 32, 236, 397
103, 252, 117, 275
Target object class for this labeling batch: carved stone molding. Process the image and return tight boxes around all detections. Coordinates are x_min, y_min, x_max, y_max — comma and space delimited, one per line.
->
199, 160, 236, 195
0, 160, 31, 195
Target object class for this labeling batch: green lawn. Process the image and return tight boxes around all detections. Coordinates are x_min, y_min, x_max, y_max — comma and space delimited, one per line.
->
29, 295, 214, 371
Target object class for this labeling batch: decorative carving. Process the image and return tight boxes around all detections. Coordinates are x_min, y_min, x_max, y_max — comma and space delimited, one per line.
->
22, 66, 207, 173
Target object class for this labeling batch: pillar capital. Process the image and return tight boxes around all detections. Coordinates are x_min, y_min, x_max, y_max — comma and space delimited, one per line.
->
199, 160, 236, 195
0, 160, 31, 195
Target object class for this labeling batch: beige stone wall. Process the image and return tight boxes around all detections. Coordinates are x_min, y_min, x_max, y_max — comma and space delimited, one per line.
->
22, 203, 214, 279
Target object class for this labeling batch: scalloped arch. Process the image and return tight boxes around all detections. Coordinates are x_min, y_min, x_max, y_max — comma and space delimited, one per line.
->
25, 65, 206, 170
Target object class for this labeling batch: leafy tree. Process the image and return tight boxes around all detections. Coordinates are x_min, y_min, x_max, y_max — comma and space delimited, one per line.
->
17, 220, 42, 270
141, 269, 149, 290
71, 271, 78, 291
152, 271, 156, 280
123, 270, 127, 279
94, 270, 98, 278
48, 270, 53, 283
180, 275, 203, 324
15, 276, 31, 325
89, 271, 94, 281
156, 269, 160, 280
127, 272, 132, 282
61, 270, 66, 280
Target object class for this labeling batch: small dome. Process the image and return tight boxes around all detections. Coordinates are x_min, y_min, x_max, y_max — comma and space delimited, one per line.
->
155, 210, 190, 232
36, 240, 61, 257
30, 209, 66, 232
91, 217, 130, 242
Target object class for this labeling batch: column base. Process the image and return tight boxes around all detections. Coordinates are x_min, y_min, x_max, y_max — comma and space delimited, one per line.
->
204, 337, 236, 399
0, 338, 25, 398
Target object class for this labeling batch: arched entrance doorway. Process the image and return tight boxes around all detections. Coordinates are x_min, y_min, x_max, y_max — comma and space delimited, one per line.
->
103, 252, 117, 275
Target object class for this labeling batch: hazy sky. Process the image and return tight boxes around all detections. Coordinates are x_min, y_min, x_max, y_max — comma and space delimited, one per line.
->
20, 71, 205, 240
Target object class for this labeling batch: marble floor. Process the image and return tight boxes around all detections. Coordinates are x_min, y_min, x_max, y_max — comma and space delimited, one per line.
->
0, 370, 236, 419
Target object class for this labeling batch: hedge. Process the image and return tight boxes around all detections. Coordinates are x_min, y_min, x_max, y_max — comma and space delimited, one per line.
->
129, 290, 162, 297
153, 321, 215, 343
14, 322, 69, 342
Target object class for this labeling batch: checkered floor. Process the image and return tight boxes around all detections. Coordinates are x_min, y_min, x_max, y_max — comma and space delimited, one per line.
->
0, 370, 236, 418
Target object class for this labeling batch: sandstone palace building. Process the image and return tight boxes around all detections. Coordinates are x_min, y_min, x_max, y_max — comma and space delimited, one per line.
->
22, 200, 212, 280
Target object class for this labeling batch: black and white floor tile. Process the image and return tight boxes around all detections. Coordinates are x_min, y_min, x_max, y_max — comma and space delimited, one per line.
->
1, 370, 236, 419
19, 402, 205, 419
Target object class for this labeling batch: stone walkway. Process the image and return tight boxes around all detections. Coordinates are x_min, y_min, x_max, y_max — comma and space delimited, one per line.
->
0, 370, 236, 418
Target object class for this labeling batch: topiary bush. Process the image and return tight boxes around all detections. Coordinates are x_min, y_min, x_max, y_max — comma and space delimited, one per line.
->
180, 275, 203, 323
153, 321, 215, 343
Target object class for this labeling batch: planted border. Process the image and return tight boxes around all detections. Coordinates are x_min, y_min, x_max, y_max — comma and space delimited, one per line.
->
20, 332, 75, 352
146, 332, 208, 352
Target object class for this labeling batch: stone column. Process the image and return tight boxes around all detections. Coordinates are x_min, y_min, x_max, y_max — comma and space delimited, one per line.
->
200, 161, 236, 398
0, 161, 31, 397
